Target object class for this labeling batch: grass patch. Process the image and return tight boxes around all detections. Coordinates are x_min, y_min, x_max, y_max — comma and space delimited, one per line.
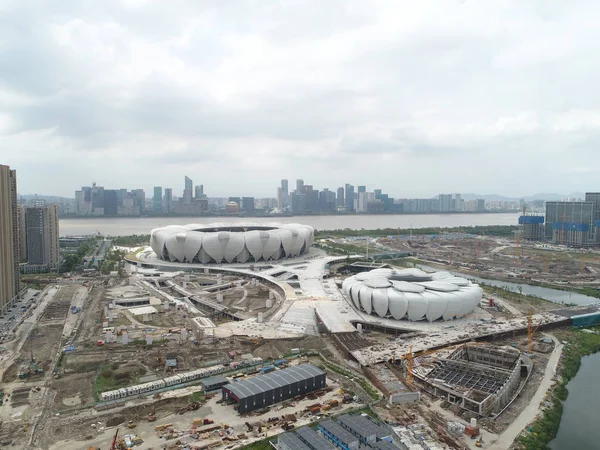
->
188, 391, 205, 403
319, 361, 380, 401
95, 365, 136, 400
517, 327, 600, 449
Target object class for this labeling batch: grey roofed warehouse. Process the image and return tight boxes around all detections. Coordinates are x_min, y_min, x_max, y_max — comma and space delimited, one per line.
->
221, 363, 326, 414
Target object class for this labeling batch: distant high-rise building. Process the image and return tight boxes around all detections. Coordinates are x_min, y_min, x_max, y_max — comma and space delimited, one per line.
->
22, 205, 60, 273
296, 179, 304, 194
439, 194, 453, 212
357, 186, 366, 194
132, 189, 145, 213
164, 188, 173, 213
337, 187, 345, 208
104, 190, 118, 215
476, 199, 486, 212
277, 187, 283, 209
153, 186, 163, 212
374, 189, 382, 199
454, 193, 462, 212
91, 183, 104, 215
281, 179, 289, 208
345, 184, 355, 211
183, 176, 193, 204
242, 197, 255, 212
291, 192, 305, 214
194, 185, 204, 199
0, 164, 19, 313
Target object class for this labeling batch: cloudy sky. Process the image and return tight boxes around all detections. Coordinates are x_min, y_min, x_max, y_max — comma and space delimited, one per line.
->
1, 0, 599, 199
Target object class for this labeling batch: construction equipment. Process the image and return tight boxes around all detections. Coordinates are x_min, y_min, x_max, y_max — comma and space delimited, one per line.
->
147, 412, 156, 422
110, 429, 119, 450
127, 420, 137, 429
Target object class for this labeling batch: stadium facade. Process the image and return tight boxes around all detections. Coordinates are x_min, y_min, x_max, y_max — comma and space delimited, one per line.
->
150, 223, 314, 264
342, 268, 482, 321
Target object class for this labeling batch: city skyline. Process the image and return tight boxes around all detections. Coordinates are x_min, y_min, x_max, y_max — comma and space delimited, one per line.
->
3, 2, 600, 197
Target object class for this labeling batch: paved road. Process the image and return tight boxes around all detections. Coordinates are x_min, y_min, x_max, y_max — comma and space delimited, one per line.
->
488, 334, 563, 449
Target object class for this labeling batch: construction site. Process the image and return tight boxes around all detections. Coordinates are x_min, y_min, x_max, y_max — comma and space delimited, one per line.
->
0, 231, 597, 450
328, 230, 600, 287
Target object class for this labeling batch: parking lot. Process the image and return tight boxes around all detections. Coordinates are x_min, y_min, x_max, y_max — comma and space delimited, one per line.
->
0, 289, 41, 343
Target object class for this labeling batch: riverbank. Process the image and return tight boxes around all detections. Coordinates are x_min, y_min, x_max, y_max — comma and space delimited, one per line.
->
516, 327, 600, 450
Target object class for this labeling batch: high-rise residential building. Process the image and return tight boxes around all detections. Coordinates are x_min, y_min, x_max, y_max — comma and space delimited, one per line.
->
164, 188, 173, 213
153, 186, 163, 212
454, 193, 462, 212
439, 194, 453, 212
296, 179, 304, 194
476, 199, 486, 212
345, 184, 355, 211
17, 206, 27, 261
21, 205, 60, 273
0, 164, 19, 313
337, 187, 345, 208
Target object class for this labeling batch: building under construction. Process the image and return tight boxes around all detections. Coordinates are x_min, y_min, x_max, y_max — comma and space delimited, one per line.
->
419, 345, 523, 416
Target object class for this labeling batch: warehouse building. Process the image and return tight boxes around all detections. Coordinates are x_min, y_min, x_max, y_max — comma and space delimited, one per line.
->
201, 375, 229, 392
337, 414, 391, 445
295, 426, 336, 450
221, 364, 326, 414
278, 432, 312, 450
318, 419, 359, 450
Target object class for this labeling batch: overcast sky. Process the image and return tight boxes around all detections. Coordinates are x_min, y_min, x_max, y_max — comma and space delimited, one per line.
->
1, 0, 599, 199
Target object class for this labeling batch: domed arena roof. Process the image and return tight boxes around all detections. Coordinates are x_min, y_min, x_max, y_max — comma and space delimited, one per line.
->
342, 268, 482, 321
149, 223, 314, 264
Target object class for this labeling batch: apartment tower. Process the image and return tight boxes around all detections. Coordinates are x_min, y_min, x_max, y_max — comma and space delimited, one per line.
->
0, 164, 19, 312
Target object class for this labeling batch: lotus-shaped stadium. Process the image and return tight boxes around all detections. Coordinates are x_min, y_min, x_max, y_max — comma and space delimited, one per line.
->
150, 223, 314, 264
342, 268, 482, 321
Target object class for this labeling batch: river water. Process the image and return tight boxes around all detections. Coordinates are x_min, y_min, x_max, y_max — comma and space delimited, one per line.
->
457, 274, 599, 306
550, 352, 600, 449
59, 213, 519, 237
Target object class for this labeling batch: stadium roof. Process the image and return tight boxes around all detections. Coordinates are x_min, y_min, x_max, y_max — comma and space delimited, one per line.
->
278, 432, 312, 450
222, 364, 325, 400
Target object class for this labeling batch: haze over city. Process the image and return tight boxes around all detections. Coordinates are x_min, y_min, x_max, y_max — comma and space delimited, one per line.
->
2, 0, 600, 197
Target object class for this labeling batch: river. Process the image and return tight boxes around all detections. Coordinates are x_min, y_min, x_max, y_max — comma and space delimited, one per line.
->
550, 352, 600, 449
417, 264, 599, 307
59, 213, 519, 237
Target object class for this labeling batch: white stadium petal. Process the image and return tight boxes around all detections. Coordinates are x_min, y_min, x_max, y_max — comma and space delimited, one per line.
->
342, 268, 481, 321
150, 223, 313, 264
